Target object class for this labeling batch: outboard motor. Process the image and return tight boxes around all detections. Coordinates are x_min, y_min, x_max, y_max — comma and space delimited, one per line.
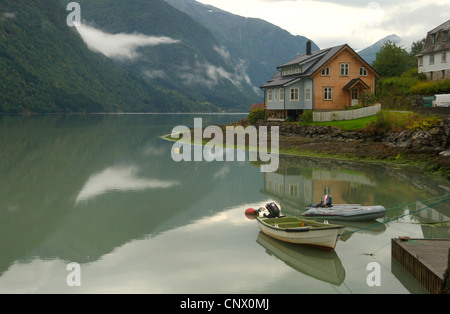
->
265, 202, 281, 218
323, 195, 332, 207
312, 195, 333, 208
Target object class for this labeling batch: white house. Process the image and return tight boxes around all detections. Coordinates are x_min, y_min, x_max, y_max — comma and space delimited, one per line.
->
417, 19, 450, 80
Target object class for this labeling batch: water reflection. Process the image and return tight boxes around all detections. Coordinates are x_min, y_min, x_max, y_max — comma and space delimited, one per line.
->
76, 165, 179, 203
0, 114, 448, 293
256, 232, 345, 286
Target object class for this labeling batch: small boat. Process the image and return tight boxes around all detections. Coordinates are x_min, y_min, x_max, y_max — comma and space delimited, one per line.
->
301, 195, 386, 221
302, 205, 386, 221
256, 215, 345, 250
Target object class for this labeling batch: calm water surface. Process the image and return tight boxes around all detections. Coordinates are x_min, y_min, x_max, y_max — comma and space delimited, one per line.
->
0, 114, 449, 294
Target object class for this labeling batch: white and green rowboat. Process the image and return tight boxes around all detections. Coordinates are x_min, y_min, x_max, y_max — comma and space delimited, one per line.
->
256, 216, 345, 250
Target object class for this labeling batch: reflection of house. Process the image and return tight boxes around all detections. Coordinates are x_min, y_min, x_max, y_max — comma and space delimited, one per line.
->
263, 168, 313, 209
311, 169, 374, 206
262, 166, 374, 213
260, 42, 380, 121
417, 19, 450, 81
414, 201, 450, 238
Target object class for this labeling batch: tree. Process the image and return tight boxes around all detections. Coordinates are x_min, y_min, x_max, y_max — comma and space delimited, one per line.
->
372, 41, 411, 78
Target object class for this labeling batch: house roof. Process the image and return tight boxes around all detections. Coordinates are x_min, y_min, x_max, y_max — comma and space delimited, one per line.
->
261, 44, 378, 89
249, 103, 266, 112
420, 19, 450, 54
343, 78, 370, 91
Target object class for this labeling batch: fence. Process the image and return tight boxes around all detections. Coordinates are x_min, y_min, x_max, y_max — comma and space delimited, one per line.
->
313, 104, 381, 122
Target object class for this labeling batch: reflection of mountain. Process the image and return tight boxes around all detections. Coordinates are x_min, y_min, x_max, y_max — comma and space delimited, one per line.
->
256, 232, 345, 286
1, 114, 267, 274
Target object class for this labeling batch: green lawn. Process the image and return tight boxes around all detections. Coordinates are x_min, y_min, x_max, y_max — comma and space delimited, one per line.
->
297, 111, 416, 131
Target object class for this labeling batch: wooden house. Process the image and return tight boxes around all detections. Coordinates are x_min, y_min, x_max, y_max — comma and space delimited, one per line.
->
261, 41, 380, 120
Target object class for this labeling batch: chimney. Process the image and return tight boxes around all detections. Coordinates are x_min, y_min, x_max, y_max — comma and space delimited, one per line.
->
306, 40, 312, 55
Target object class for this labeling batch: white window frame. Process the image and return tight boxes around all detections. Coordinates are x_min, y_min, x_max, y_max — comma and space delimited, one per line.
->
290, 88, 299, 101
305, 87, 311, 102
442, 51, 447, 63
359, 67, 368, 76
323, 87, 333, 101
289, 184, 299, 197
279, 88, 284, 101
340, 63, 349, 76
430, 54, 435, 65
321, 67, 330, 76
267, 89, 273, 102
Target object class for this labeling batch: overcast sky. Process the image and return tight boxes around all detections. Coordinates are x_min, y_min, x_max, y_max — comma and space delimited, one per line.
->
195, 0, 450, 50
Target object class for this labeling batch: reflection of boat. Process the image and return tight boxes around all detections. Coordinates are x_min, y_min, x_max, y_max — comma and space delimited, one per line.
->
302, 204, 386, 221
256, 216, 344, 250
256, 232, 345, 286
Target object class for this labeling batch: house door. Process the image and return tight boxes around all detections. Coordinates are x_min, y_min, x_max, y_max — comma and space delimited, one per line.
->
351, 88, 359, 106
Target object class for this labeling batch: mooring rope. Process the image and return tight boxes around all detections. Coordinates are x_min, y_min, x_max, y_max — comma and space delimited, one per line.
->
338, 196, 450, 237
380, 193, 450, 213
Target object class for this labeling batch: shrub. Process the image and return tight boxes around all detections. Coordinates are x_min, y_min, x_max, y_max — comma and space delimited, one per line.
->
301, 110, 313, 123
248, 108, 266, 124
411, 78, 450, 96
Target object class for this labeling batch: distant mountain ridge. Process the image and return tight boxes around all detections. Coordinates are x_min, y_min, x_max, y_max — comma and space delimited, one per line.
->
165, 0, 320, 89
358, 34, 402, 65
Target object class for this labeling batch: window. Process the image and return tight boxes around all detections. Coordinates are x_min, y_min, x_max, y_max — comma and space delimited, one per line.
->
442, 51, 447, 63
290, 88, 299, 101
279, 88, 284, 101
418, 56, 423, 66
430, 54, 435, 64
340, 63, 349, 76
431, 34, 436, 44
359, 67, 368, 76
321, 67, 330, 76
274, 89, 278, 101
289, 184, 299, 197
444, 31, 449, 42
282, 65, 302, 76
323, 87, 332, 100
305, 87, 311, 102
267, 89, 273, 102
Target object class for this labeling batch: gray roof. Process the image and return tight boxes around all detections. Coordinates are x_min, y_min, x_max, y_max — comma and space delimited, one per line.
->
421, 19, 450, 54
261, 44, 347, 88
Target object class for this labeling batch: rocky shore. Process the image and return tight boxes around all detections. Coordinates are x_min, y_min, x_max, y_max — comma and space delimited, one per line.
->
254, 117, 450, 179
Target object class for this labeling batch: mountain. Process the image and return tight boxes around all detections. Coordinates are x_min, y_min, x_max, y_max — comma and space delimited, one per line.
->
0, 0, 212, 113
358, 34, 402, 65
60, 0, 260, 111
165, 0, 320, 89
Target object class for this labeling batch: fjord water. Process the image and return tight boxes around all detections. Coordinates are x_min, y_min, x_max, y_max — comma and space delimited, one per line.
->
0, 114, 449, 294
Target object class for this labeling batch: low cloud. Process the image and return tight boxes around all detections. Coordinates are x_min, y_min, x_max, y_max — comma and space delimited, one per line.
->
76, 165, 179, 203
143, 69, 168, 80
75, 23, 180, 60
179, 46, 259, 93
0, 11, 16, 21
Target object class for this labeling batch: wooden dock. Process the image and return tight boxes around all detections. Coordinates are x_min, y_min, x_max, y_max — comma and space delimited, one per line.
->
392, 238, 450, 294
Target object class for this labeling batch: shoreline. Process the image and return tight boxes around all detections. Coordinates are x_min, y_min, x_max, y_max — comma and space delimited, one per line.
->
162, 122, 450, 181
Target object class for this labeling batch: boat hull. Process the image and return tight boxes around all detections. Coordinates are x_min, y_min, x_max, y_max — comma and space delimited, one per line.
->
256, 217, 344, 250
302, 205, 386, 221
